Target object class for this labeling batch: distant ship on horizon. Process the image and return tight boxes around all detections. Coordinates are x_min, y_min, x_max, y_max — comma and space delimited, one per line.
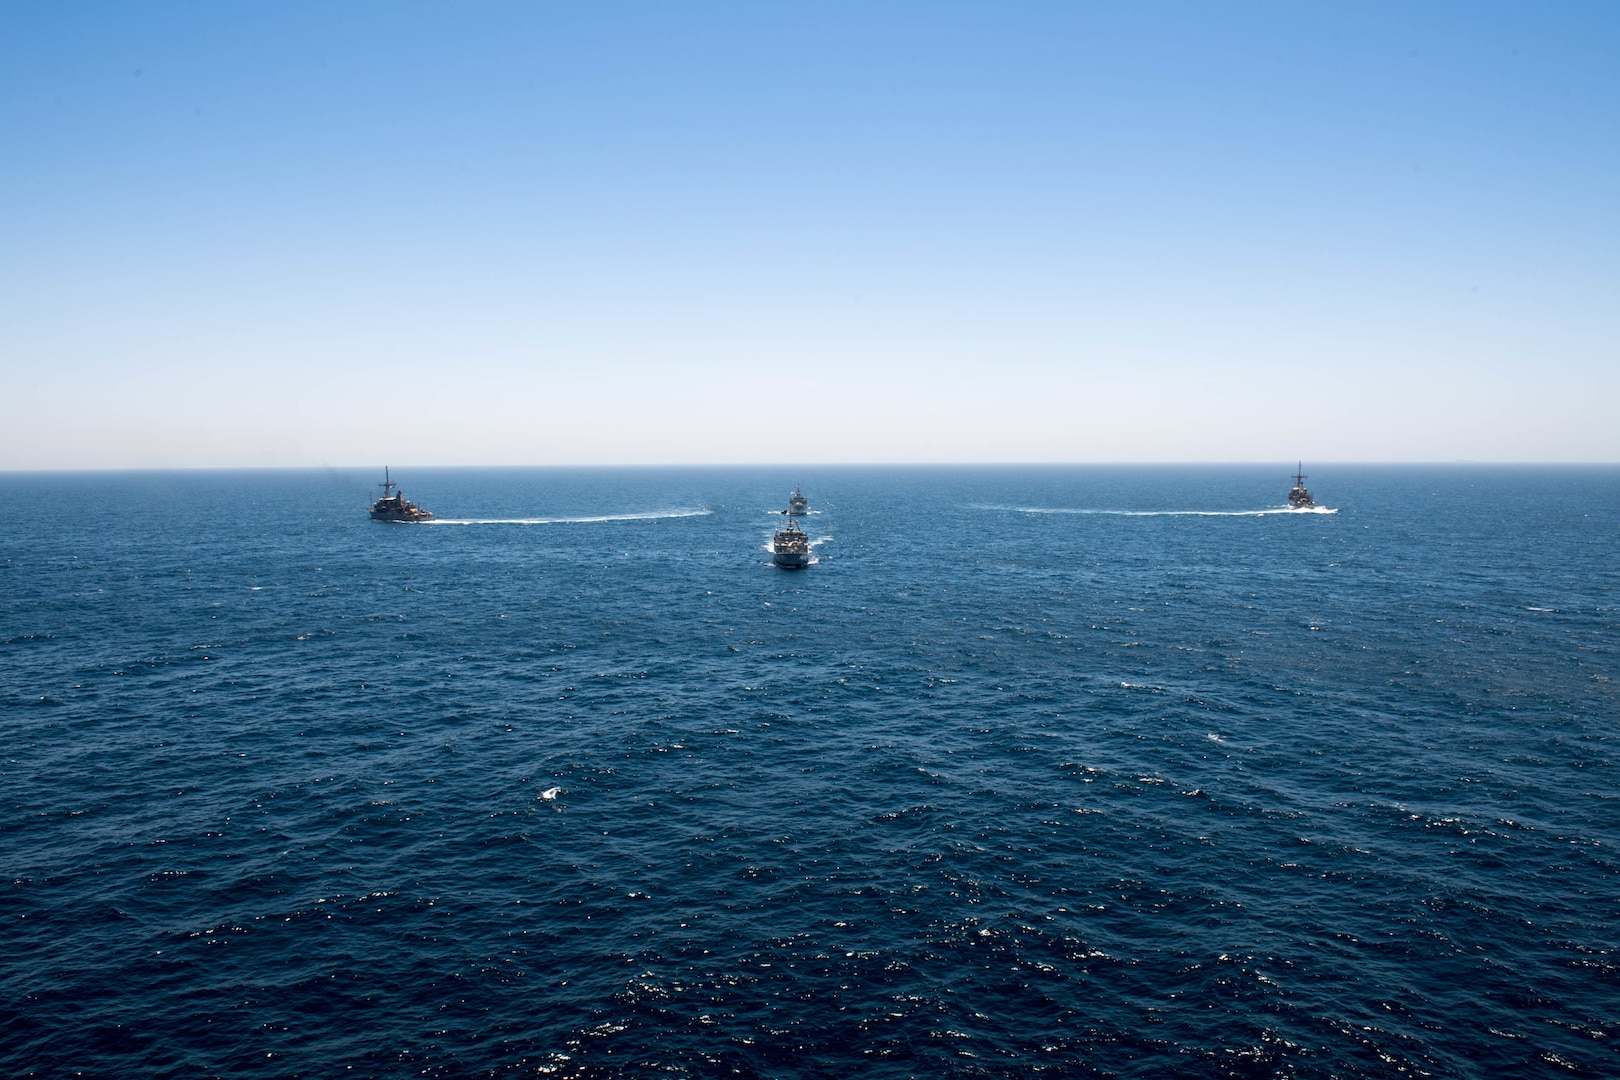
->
369, 468, 436, 522
787, 485, 809, 516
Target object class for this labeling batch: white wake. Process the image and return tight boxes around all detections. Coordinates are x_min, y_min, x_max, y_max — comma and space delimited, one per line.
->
979, 505, 1338, 517
426, 508, 712, 526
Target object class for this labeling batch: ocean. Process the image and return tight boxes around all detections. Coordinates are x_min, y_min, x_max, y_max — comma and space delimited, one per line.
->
2, 465, 1615, 1078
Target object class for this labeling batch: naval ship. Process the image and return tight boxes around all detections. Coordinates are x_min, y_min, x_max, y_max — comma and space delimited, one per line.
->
369, 468, 436, 522
773, 520, 810, 568
787, 485, 809, 516
1287, 464, 1315, 509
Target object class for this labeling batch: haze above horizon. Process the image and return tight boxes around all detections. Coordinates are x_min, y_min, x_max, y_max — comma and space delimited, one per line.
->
3, 2, 1616, 469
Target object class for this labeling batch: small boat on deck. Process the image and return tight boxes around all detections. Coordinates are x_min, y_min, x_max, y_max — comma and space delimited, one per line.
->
369, 468, 435, 522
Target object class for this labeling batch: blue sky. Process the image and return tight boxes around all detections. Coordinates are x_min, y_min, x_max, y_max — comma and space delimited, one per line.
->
3, 2, 1616, 467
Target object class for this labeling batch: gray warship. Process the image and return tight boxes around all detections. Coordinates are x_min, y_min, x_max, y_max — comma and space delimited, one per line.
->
1287, 464, 1315, 510
773, 520, 810, 568
369, 468, 436, 522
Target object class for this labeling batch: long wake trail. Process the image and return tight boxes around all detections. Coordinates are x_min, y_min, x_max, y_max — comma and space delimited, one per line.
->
975, 505, 1339, 517
425, 508, 712, 526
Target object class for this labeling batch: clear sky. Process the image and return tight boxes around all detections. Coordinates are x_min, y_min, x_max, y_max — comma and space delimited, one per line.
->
2, 2, 1616, 468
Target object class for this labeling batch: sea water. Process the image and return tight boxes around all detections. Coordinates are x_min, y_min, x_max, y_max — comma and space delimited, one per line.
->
1, 465, 1615, 1078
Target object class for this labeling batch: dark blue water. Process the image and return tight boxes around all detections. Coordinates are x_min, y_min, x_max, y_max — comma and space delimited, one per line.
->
3, 466, 1616, 1078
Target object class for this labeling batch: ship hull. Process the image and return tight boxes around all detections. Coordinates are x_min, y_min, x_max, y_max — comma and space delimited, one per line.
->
773, 551, 809, 568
